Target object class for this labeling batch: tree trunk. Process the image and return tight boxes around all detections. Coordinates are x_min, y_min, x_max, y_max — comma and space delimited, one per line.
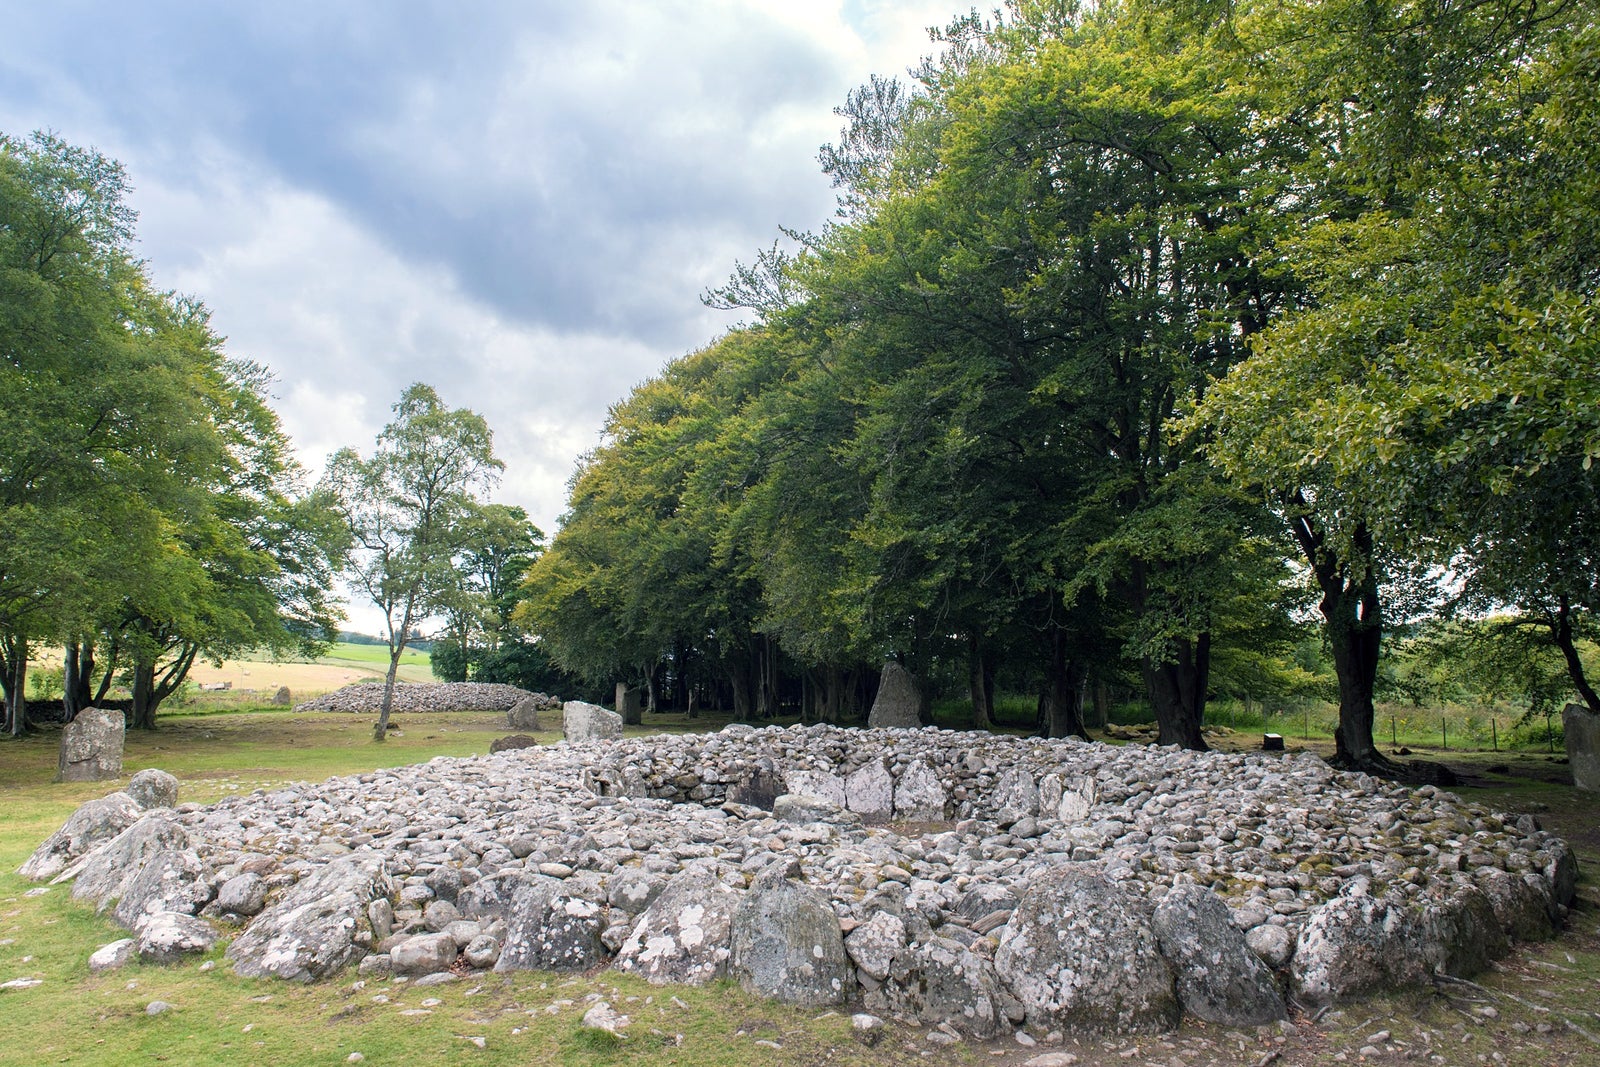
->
131, 660, 157, 731
1141, 634, 1210, 750
726, 657, 755, 722
1553, 595, 1600, 713
63, 642, 91, 722
1287, 505, 1394, 772
1039, 624, 1089, 740
967, 634, 995, 730
374, 646, 403, 741
2, 634, 26, 738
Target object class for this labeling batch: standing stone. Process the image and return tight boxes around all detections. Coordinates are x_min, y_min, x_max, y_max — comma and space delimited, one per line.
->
507, 695, 544, 731
563, 701, 623, 743
615, 683, 642, 724
271, 686, 292, 706
995, 865, 1179, 1034
1151, 885, 1285, 1026
1562, 703, 1600, 792
57, 707, 125, 782
867, 662, 923, 729
126, 769, 179, 810
19, 792, 143, 881
730, 864, 853, 1007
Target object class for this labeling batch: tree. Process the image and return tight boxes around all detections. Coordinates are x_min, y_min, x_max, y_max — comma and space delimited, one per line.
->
324, 383, 502, 741
1, 130, 344, 736
1182, 0, 1594, 768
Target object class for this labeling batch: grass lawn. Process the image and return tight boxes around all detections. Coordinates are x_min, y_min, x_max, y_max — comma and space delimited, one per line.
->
1, 709, 1599, 1066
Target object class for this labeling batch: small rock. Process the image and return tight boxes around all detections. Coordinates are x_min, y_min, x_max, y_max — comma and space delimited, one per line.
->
146, 1001, 173, 1015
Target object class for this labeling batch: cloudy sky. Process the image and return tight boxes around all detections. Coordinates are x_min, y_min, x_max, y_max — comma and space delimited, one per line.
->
1, 0, 961, 630
1, 2, 960, 509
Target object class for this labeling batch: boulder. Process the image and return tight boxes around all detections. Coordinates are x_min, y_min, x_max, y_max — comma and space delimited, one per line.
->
1564, 702, 1600, 792
993, 766, 1040, 825
113, 848, 213, 929
882, 935, 1006, 1038
19, 792, 142, 881
456, 871, 529, 922
1290, 894, 1432, 1007
57, 707, 124, 782
563, 701, 623, 743
271, 686, 292, 706
493, 875, 607, 973
1244, 924, 1295, 968
994, 865, 1179, 1034
489, 734, 540, 754
136, 911, 219, 964
844, 910, 907, 983
1474, 867, 1556, 942
391, 932, 459, 976
844, 759, 895, 821
88, 938, 138, 973
215, 872, 270, 917
1420, 884, 1508, 979
867, 661, 922, 729
784, 768, 845, 808
607, 869, 667, 915
773, 793, 849, 825
615, 865, 742, 985
126, 769, 179, 810
730, 865, 853, 1006
1151, 885, 1285, 1026
227, 853, 393, 981
69, 813, 194, 910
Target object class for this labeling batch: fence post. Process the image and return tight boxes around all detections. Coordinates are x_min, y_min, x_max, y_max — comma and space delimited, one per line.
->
1442, 715, 1448, 751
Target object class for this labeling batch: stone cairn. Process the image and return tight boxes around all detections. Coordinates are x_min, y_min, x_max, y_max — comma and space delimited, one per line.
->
22, 725, 1577, 1037
295, 681, 539, 714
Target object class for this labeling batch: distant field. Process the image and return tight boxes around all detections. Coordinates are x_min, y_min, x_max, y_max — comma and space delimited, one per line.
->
185, 641, 434, 696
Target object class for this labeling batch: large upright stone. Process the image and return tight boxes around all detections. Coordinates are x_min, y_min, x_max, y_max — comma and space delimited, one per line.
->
57, 707, 124, 782
892, 759, 947, 822
507, 695, 546, 731
563, 700, 623, 743
845, 759, 894, 820
867, 661, 922, 729
1563, 702, 1600, 792
995, 865, 1179, 1034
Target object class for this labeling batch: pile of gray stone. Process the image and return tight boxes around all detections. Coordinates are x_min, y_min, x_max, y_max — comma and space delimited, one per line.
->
21, 724, 1577, 1037
295, 682, 546, 714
